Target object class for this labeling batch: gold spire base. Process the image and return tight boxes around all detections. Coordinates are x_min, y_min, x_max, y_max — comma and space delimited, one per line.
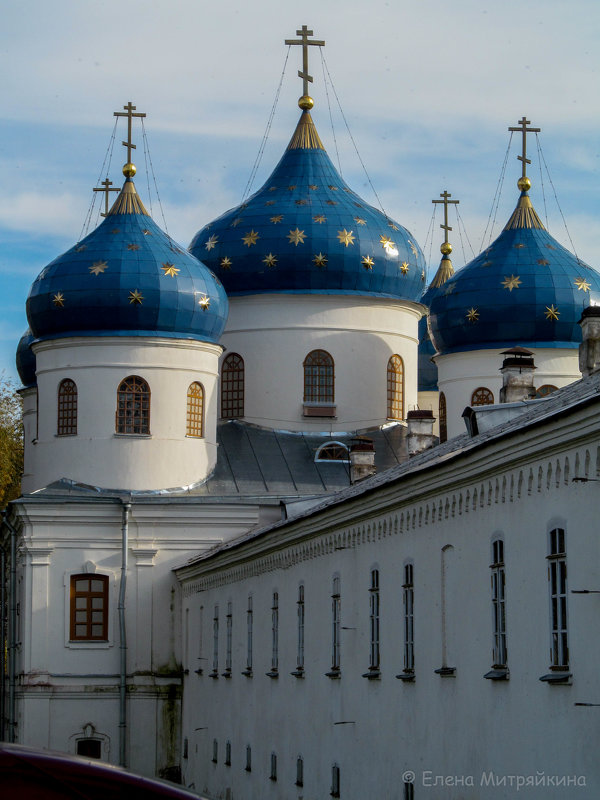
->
287, 110, 325, 150
430, 255, 454, 289
504, 193, 545, 231
108, 179, 149, 216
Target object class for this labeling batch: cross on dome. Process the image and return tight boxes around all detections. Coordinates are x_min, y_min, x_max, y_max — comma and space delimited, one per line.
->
285, 25, 325, 109
508, 115, 541, 189
93, 178, 120, 217
114, 101, 146, 176
432, 190, 459, 255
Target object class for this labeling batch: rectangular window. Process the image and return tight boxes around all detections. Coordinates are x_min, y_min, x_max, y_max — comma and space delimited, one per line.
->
225, 740, 231, 766
332, 576, 341, 671
403, 563, 414, 673
225, 601, 232, 675
331, 764, 340, 798
491, 541, 507, 667
270, 752, 277, 781
243, 595, 253, 676
245, 745, 252, 772
404, 780, 415, 800
369, 569, 380, 671
270, 592, 279, 674
211, 605, 219, 677
548, 528, 568, 668
212, 739, 218, 763
70, 575, 108, 641
296, 756, 304, 787
297, 585, 305, 672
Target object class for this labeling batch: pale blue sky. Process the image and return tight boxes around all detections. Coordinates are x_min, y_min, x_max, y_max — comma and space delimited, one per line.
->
2, 0, 599, 380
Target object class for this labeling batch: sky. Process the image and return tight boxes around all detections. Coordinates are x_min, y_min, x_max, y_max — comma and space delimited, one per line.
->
1, 0, 599, 381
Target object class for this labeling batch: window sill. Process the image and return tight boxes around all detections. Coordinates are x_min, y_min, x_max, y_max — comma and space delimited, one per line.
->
55, 433, 77, 438
325, 668, 341, 679
241, 669, 253, 678
208, 671, 219, 680
396, 670, 415, 682
434, 666, 456, 677
265, 670, 279, 679
362, 668, 381, 680
303, 403, 336, 418
194, 668, 203, 676
67, 640, 111, 650
539, 671, 572, 684
221, 670, 232, 679
290, 669, 305, 678
113, 433, 152, 439
484, 667, 509, 681
185, 434, 205, 439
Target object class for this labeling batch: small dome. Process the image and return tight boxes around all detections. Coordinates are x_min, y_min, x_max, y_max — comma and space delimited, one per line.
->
189, 111, 426, 301
429, 192, 600, 355
27, 179, 228, 344
16, 328, 37, 388
417, 254, 455, 391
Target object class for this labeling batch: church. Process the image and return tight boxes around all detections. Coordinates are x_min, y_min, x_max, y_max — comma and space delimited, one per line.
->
3, 26, 600, 799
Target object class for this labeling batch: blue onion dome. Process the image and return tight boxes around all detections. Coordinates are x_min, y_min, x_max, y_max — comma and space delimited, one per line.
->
16, 328, 37, 388
189, 110, 426, 301
27, 177, 228, 344
418, 250, 455, 391
428, 185, 600, 355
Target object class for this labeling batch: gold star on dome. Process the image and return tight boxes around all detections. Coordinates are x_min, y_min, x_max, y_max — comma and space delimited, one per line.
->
380, 235, 395, 253
231, 218, 242, 228
502, 274, 522, 291
270, 215, 284, 224
408, 240, 418, 257
205, 234, 219, 251
537, 258, 550, 266
400, 262, 410, 275
328, 185, 338, 191
362, 255, 374, 271
127, 243, 140, 251
514, 243, 525, 249
309, 184, 318, 190
242, 230, 260, 247
142, 229, 152, 236
220, 256, 232, 270
287, 185, 296, 191
263, 253, 278, 268
466, 307, 479, 323
354, 217, 366, 225
161, 262, 180, 277
89, 260, 108, 276
75, 244, 87, 252
575, 277, 591, 292
326, 200, 338, 206
388, 222, 399, 231
52, 292, 65, 308
313, 214, 326, 223
288, 228, 306, 246
313, 252, 328, 268
265, 200, 276, 206
198, 294, 210, 310
545, 304, 560, 321
129, 290, 144, 305
337, 229, 355, 247
296, 199, 308, 206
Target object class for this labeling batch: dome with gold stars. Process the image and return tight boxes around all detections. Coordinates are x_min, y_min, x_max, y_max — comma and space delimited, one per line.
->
16, 328, 37, 388
26, 177, 228, 344
189, 109, 426, 301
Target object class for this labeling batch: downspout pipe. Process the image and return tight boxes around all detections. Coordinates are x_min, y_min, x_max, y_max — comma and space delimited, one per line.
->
118, 500, 131, 768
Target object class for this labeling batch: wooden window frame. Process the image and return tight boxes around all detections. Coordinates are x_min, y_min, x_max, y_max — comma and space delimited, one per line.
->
387, 354, 404, 420
186, 381, 204, 437
221, 353, 244, 419
57, 378, 77, 436
115, 375, 150, 435
70, 574, 108, 641
471, 386, 494, 406
548, 528, 568, 669
403, 563, 415, 673
491, 540, 507, 668
303, 349, 335, 404
369, 569, 381, 671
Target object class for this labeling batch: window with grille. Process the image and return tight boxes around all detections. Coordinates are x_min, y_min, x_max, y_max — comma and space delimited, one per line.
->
491, 540, 507, 667
225, 740, 231, 766
296, 584, 305, 673
403, 563, 414, 673
116, 375, 150, 434
186, 381, 204, 437
57, 378, 77, 435
471, 386, 494, 406
548, 528, 568, 668
369, 569, 380, 671
243, 595, 253, 676
315, 442, 349, 462
387, 355, 404, 420
210, 605, 219, 677
70, 574, 108, 641
221, 353, 244, 419
270, 752, 277, 781
269, 592, 279, 675
303, 350, 334, 403
224, 601, 232, 675
331, 576, 341, 672
296, 756, 304, 787
331, 764, 340, 798
439, 392, 447, 443
535, 384, 558, 398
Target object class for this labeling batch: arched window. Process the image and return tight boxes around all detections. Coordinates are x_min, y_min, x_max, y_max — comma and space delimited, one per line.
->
70, 574, 108, 641
387, 355, 404, 420
116, 376, 150, 434
57, 378, 77, 435
315, 442, 350, 462
535, 384, 558, 398
303, 349, 334, 403
439, 392, 447, 443
471, 387, 494, 406
186, 382, 204, 437
221, 353, 244, 419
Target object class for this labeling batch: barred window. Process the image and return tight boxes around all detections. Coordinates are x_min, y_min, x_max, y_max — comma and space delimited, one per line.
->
270, 752, 277, 781
221, 353, 244, 419
471, 386, 494, 406
387, 355, 404, 420
403, 563, 414, 673
439, 391, 447, 443
70, 574, 108, 641
186, 382, 204, 437
116, 376, 150, 434
296, 755, 304, 787
331, 763, 340, 798
304, 350, 334, 403
296, 584, 305, 672
57, 378, 77, 435
369, 569, 380, 671
548, 528, 568, 668
535, 384, 558, 398
331, 576, 341, 671
491, 540, 507, 667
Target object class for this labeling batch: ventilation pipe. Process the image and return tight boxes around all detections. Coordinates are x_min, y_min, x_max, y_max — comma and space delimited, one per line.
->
406, 409, 437, 456
578, 305, 600, 376
499, 347, 536, 403
349, 437, 376, 484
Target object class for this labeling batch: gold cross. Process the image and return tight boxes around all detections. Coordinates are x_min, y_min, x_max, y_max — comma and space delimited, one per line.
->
432, 190, 459, 246
114, 101, 146, 163
93, 178, 120, 217
285, 25, 325, 97
508, 116, 541, 179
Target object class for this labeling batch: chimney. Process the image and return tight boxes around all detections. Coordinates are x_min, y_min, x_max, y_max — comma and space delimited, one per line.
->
406, 408, 437, 456
578, 305, 600, 376
349, 437, 376, 484
499, 347, 536, 403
